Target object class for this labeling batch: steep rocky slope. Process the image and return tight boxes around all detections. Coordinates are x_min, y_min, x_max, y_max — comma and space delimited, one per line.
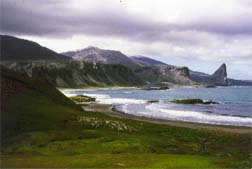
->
189, 64, 228, 86
134, 66, 194, 85
1, 60, 144, 87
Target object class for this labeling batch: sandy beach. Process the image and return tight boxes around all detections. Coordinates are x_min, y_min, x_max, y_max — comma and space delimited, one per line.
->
81, 102, 252, 134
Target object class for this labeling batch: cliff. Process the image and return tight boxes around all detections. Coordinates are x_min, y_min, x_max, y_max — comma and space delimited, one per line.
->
134, 66, 194, 85
1, 60, 144, 88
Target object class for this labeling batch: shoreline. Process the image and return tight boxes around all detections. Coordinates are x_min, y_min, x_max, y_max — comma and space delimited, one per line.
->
81, 102, 252, 134
58, 86, 140, 91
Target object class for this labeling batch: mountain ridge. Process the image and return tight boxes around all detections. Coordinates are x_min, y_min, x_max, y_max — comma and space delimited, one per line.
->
131, 55, 170, 67
0, 35, 70, 60
1, 35, 251, 87
62, 46, 140, 68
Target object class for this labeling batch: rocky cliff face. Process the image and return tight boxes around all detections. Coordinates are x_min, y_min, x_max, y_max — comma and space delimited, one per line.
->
62, 47, 140, 68
189, 63, 228, 86
1, 60, 144, 88
134, 66, 194, 85
211, 63, 228, 86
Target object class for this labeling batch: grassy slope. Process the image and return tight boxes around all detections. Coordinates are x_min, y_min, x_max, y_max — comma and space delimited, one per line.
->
1, 67, 251, 168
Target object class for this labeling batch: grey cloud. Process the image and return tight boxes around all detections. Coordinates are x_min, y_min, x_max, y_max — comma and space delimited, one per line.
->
1, 0, 252, 45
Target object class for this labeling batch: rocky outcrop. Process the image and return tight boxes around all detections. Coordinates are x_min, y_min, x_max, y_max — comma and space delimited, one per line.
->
211, 63, 228, 86
189, 63, 228, 86
0, 35, 69, 60
171, 98, 219, 104
62, 47, 140, 68
134, 66, 194, 85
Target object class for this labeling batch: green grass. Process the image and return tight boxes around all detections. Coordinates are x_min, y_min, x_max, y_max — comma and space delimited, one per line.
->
2, 125, 251, 168
1, 67, 251, 168
1, 154, 221, 168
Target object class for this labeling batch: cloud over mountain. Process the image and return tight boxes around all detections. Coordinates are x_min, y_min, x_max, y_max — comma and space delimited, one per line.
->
1, 0, 251, 79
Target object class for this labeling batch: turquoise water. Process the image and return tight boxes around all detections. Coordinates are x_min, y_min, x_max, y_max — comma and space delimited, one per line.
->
62, 86, 252, 126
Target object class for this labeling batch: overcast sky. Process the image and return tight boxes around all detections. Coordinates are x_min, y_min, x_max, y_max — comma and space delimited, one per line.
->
1, 0, 252, 79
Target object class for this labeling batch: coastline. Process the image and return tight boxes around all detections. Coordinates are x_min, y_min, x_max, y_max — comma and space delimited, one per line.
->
58, 86, 140, 91
81, 102, 252, 134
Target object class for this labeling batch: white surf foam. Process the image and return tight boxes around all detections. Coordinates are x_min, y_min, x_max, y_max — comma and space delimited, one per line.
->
82, 93, 146, 105
60, 89, 252, 127
121, 103, 252, 127
60, 89, 146, 105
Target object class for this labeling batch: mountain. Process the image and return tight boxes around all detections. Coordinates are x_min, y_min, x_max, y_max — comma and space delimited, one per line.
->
189, 63, 228, 86
131, 56, 171, 67
0, 65, 82, 138
1, 60, 144, 87
0, 35, 69, 60
2, 35, 250, 87
62, 47, 140, 68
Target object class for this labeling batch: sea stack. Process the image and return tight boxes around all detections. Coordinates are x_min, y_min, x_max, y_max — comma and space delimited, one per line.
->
211, 63, 228, 86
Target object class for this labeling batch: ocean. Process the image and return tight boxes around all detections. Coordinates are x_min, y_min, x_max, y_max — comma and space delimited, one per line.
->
61, 86, 252, 127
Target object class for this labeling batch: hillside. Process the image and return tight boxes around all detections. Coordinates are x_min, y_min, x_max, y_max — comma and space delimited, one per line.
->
0, 65, 83, 138
1, 60, 144, 87
1, 66, 251, 168
62, 47, 140, 68
0, 35, 69, 60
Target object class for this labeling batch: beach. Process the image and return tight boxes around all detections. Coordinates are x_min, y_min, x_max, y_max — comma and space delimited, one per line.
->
61, 86, 252, 128
80, 102, 252, 134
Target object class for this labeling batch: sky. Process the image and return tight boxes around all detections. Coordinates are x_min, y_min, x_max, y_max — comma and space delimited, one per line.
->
1, 0, 252, 79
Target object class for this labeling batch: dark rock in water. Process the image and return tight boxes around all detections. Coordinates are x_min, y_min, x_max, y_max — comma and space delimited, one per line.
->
141, 86, 169, 90
147, 100, 159, 103
171, 98, 219, 104
205, 85, 216, 88
70, 95, 96, 103
203, 100, 219, 104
